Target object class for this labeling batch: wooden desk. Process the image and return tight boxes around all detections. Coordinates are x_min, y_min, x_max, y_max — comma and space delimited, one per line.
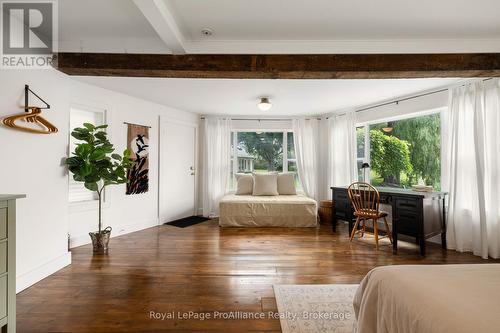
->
330, 186, 446, 256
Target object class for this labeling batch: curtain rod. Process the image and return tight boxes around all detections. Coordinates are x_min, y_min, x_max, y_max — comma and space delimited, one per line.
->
328, 77, 494, 118
123, 121, 151, 128
199, 117, 321, 121
354, 88, 449, 114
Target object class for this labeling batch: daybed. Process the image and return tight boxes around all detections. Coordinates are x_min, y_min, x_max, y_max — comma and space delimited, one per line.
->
219, 193, 318, 227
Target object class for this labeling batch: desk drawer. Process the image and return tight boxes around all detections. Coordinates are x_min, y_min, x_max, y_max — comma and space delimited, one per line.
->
395, 198, 420, 210
0, 242, 6, 274
396, 210, 419, 235
334, 199, 352, 219
0, 208, 6, 240
0, 276, 6, 320
333, 190, 349, 201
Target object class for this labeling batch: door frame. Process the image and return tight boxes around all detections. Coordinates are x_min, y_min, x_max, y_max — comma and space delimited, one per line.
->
158, 116, 199, 223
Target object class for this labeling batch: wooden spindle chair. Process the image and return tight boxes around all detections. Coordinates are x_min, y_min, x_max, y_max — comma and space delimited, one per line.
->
347, 182, 393, 250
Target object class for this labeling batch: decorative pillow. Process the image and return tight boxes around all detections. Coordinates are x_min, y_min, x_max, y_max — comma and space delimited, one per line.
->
235, 174, 253, 195
252, 173, 279, 196
277, 173, 297, 195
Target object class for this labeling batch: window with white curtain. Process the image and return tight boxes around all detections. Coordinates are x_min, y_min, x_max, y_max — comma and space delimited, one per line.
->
68, 107, 105, 203
229, 131, 301, 189
356, 111, 442, 190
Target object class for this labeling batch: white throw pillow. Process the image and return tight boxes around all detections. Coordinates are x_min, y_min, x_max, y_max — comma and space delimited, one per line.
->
252, 173, 279, 196
278, 173, 297, 195
235, 174, 253, 195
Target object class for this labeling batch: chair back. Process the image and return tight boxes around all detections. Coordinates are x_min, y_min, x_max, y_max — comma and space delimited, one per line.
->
347, 182, 381, 214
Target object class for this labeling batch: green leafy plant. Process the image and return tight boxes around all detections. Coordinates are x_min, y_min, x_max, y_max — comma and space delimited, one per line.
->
65, 123, 132, 234
237, 132, 284, 171
370, 129, 412, 186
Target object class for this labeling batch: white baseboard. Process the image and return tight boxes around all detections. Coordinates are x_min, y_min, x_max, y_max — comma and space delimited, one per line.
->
16, 251, 72, 293
70, 218, 159, 249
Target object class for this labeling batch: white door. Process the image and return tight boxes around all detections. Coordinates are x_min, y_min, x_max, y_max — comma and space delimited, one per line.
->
160, 120, 197, 222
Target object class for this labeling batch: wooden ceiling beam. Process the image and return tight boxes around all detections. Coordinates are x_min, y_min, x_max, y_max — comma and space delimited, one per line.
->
55, 53, 500, 79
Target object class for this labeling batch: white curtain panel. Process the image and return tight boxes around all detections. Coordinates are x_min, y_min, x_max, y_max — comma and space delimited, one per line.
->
293, 118, 320, 202
443, 79, 500, 259
327, 111, 358, 188
202, 117, 232, 217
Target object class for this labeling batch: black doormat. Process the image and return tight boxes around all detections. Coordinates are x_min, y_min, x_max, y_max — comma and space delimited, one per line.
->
164, 216, 210, 228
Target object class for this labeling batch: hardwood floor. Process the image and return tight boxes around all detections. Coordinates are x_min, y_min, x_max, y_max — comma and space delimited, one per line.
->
17, 220, 494, 333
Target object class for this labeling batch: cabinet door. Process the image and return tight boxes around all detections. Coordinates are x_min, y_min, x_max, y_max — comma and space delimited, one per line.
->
0, 208, 6, 240
394, 197, 422, 237
0, 276, 6, 319
0, 242, 6, 274
333, 189, 352, 220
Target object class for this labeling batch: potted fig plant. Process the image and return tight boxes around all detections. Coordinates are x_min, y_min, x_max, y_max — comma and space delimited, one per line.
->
65, 123, 132, 253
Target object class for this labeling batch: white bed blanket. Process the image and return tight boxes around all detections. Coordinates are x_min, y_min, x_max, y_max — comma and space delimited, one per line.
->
353, 264, 500, 333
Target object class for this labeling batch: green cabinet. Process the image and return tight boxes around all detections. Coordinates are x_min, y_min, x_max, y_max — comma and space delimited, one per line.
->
0, 195, 25, 333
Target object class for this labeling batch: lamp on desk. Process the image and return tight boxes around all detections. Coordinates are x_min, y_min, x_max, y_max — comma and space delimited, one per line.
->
361, 162, 370, 183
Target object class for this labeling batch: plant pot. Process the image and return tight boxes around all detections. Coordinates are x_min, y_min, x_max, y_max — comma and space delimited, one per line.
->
89, 227, 112, 254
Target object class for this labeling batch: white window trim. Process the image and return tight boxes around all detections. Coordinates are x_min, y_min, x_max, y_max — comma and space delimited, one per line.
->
355, 108, 444, 185
68, 104, 111, 213
230, 130, 297, 189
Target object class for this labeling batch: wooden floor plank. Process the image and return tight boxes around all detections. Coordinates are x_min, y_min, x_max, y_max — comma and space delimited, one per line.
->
17, 220, 496, 332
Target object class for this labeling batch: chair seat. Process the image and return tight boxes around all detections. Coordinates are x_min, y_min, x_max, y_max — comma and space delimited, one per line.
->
354, 209, 388, 219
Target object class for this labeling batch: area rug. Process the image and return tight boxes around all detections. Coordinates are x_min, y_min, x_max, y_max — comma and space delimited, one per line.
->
273, 284, 359, 333
164, 216, 210, 228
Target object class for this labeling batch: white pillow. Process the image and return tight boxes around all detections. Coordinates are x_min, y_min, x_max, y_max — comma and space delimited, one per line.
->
252, 173, 279, 196
277, 173, 297, 195
235, 174, 253, 195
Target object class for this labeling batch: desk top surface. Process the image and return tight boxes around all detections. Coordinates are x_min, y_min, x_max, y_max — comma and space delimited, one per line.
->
331, 186, 446, 198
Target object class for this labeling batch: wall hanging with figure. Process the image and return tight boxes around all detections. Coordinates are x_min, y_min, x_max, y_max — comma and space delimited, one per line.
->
126, 122, 150, 195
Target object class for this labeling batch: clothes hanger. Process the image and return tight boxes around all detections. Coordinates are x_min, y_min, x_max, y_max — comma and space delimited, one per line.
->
3, 107, 58, 134
2, 85, 58, 134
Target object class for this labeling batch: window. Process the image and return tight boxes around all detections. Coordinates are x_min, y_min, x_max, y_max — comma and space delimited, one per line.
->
230, 131, 300, 189
357, 112, 441, 190
68, 107, 105, 203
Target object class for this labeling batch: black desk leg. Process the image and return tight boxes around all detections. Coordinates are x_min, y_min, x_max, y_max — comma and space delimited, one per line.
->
392, 223, 398, 254
441, 197, 447, 250
331, 206, 337, 233
441, 232, 447, 250
419, 237, 426, 256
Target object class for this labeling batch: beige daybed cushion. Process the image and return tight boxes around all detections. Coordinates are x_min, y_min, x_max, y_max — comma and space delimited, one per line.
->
219, 194, 318, 227
252, 173, 279, 196
277, 173, 297, 195
235, 174, 253, 195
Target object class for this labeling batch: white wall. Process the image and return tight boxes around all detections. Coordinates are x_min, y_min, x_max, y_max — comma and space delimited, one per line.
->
68, 80, 198, 247
0, 69, 198, 292
0, 69, 72, 292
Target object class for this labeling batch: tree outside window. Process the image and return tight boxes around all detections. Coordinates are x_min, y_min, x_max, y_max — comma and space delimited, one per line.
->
359, 113, 441, 190
230, 131, 301, 189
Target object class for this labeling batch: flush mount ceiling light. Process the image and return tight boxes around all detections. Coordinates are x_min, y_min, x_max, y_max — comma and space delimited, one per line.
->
257, 97, 272, 111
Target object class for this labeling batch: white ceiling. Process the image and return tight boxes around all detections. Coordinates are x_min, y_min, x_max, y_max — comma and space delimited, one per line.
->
169, 0, 500, 40
58, 0, 500, 54
74, 77, 461, 116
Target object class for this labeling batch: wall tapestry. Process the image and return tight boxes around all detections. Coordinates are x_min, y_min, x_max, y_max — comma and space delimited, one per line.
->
126, 123, 149, 195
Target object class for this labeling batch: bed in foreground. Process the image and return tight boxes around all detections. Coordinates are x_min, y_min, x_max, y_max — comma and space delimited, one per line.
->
219, 194, 318, 227
353, 264, 500, 333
